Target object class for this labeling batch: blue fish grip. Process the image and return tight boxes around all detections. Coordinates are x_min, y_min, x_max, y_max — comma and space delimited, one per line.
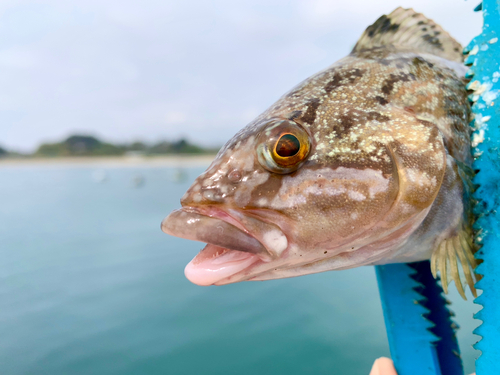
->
465, 0, 500, 374
376, 261, 463, 375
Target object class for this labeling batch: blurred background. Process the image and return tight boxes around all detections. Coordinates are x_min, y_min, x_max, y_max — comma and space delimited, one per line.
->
0, 0, 483, 374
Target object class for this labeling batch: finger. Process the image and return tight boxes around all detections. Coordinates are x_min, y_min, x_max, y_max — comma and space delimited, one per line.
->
369, 357, 398, 375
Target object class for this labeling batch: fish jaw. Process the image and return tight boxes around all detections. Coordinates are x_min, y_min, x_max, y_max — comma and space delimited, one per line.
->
161, 207, 288, 286
184, 244, 260, 286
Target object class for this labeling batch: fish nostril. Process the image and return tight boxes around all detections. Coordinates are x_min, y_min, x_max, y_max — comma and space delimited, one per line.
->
228, 169, 242, 183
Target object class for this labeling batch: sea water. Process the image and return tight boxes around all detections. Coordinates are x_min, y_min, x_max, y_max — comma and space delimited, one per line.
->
0, 163, 480, 375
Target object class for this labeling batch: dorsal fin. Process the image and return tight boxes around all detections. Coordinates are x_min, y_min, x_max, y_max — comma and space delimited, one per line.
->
352, 7, 463, 63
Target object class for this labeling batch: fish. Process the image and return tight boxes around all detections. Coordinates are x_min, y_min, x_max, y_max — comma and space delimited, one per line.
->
161, 7, 477, 299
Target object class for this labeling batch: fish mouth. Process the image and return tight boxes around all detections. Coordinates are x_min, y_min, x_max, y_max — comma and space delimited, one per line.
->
161, 207, 285, 286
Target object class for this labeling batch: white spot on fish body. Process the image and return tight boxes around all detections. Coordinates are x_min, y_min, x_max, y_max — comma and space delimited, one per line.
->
489, 37, 498, 44
273, 167, 389, 209
271, 193, 307, 209
304, 184, 346, 197
234, 171, 269, 207
433, 150, 445, 169
203, 190, 215, 200
406, 168, 437, 187
257, 198, 267, 206
348, 191, 366, 201
202, 179, 214, 187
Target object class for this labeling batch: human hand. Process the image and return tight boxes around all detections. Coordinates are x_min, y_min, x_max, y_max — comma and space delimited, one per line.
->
369, 357, 476, 375
369, 358, 397, 375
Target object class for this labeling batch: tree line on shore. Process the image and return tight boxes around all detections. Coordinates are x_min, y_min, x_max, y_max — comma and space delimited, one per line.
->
0, 135, 220, 158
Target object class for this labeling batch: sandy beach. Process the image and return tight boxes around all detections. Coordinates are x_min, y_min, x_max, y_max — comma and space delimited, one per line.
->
0, 155, 216, 169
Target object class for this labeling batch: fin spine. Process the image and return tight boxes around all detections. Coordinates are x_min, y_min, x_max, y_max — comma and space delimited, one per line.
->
447, 240, 466, 299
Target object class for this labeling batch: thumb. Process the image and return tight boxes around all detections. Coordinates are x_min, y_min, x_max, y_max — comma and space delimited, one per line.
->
369, 358, 475, 375
369, 357, 398, 375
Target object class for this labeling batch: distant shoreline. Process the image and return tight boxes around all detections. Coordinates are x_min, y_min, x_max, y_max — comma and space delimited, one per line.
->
0, 155, 216, 168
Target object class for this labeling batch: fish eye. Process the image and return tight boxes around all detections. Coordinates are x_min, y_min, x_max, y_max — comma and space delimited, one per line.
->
275, 134, 300, 157
257, 119, 311, 174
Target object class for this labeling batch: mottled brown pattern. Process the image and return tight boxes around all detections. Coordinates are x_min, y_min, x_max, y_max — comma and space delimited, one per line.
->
299, 98, 321, 125
366, 15, 401, 37
381, 73, 414, 95
324, 73, 343, 93
164, 8, 475, 295
324, 69, 366, 94
365, 112, 391, 122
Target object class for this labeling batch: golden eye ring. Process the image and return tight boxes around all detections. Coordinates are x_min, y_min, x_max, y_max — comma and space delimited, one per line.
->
256, 119, 311, 174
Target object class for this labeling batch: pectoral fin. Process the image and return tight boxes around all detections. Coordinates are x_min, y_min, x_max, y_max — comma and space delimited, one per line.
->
431, 229, 478, 299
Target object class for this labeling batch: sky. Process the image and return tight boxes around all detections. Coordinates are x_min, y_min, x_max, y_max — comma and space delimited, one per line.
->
0, 0, 483, 152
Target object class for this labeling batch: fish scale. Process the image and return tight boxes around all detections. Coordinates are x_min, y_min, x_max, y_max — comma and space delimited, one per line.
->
162, 8, 482, 370
464, 0, 500, 373
163, 7, 479, 289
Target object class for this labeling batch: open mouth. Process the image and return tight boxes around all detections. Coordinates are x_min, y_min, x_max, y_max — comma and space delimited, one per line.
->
184, 244, 261, 286
161, 208, 281, 286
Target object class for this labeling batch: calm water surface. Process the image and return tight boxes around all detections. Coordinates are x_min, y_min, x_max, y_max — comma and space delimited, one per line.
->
0, 164, 480, 374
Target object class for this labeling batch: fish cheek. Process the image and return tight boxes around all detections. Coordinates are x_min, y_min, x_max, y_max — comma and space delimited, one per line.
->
267, 167, 399, 252
303, 183, 398, 250
248, 174, 284, 208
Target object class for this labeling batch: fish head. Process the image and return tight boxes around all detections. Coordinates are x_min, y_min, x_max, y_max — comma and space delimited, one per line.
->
162, 5, 468, 296
160, 111, 430, 286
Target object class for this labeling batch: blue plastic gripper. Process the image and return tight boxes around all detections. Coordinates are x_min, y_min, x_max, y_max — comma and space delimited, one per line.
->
376, 261, 463, 375
464, 0, 500, 373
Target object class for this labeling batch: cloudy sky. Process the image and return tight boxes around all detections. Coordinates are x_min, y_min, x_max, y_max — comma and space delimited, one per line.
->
0, 0, 482, 152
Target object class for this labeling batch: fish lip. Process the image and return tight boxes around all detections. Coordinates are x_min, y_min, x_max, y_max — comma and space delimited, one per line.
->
161, 206, 274, 261
184, 206, 253, 237
192, 206, 290, 260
